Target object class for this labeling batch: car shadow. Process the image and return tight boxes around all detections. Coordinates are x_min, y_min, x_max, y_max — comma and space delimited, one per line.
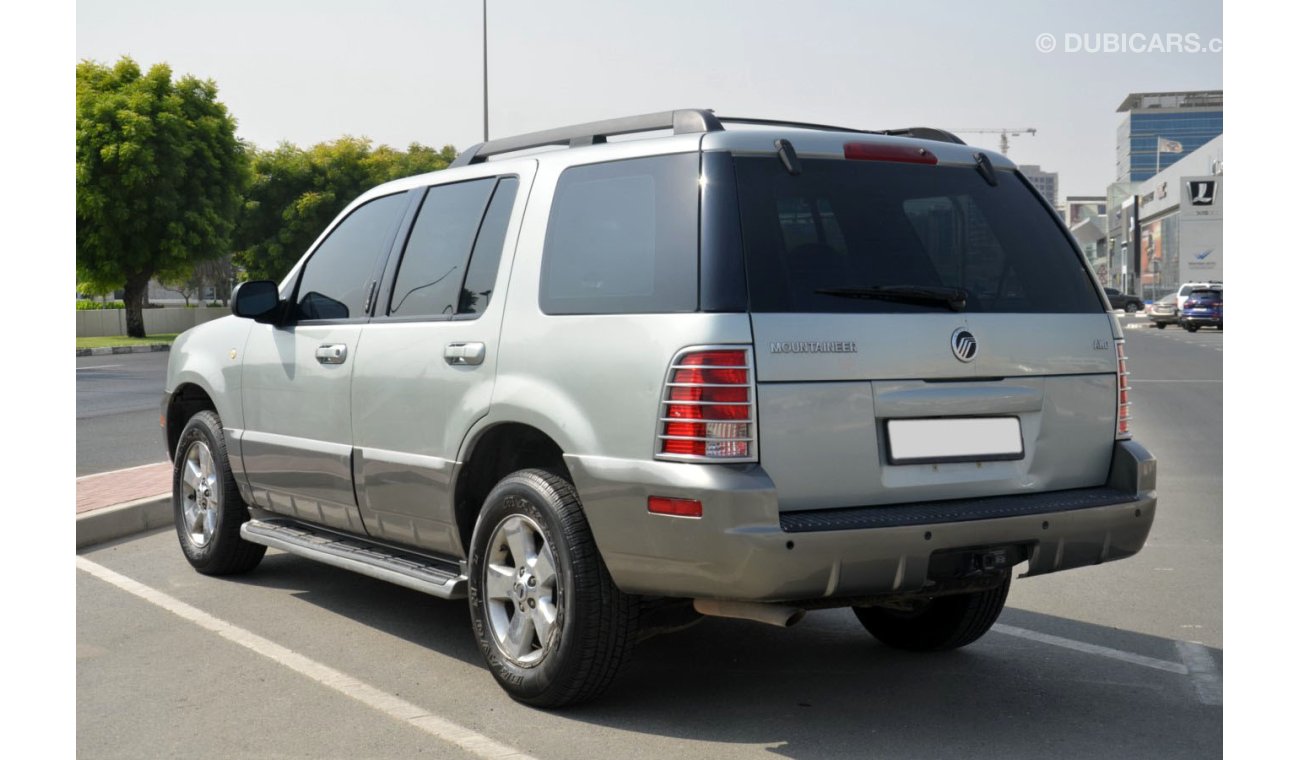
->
235, 551, 1221, 759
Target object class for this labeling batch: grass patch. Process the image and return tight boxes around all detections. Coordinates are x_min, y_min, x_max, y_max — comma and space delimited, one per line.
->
77, 333, 180, 349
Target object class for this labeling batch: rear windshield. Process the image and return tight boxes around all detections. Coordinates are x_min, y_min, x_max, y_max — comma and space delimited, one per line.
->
733, 157, 1101, 314
1187, 290, 1222, 302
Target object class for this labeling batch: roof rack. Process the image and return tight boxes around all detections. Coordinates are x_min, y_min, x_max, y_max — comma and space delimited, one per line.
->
448, 109, 966, 167
450, 109, 723, 167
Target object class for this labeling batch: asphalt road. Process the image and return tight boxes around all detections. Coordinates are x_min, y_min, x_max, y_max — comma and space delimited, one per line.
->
76, 319, 1223, 759
76, 352, 169, 475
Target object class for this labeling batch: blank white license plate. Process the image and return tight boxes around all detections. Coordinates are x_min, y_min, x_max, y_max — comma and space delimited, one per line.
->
886, 417, 1024, 464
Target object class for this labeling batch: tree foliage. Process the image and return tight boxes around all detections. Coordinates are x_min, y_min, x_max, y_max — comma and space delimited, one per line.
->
77, 57, 249, 336
233, 138, 457, 282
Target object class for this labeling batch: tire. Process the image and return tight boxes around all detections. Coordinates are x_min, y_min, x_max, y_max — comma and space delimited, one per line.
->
172, 410, 266, 575
467, 469, 638, 707
1155, 323, 1167, 329
853, 574, 1010, 652
1124, 302, 1139, 314
1185, 324, 1200, 333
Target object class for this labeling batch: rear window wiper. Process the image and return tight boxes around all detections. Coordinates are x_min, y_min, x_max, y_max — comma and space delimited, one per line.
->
814, 285, 968, 312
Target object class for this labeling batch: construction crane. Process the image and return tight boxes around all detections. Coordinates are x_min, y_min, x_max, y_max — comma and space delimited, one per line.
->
950, 128, 1038, 155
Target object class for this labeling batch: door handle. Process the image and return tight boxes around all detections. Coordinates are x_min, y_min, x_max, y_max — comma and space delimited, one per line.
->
316, 344, 348, 364
444, 342, 486, 366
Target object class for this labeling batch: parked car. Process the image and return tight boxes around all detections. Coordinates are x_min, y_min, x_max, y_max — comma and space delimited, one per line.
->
1147, 293, 1179, 329
1180, 288, 1223, 331
162, 109, 1156, 707
1103, 287, 1145, 313
1176, 281, 1222, 313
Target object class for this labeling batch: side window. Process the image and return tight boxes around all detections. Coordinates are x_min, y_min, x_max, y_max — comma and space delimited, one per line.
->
540, 154, 698, 315
459, 178, 520, 315
389, 179, 496, 318
296, 193, 409, 321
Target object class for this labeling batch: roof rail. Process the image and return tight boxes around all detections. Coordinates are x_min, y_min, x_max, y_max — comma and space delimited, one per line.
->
447, 111, 968, 167
450, 108, 723, 167
881, 127, 967, 146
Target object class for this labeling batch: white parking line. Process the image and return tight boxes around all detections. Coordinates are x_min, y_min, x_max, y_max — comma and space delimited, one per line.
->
993, 623, 1189, 674
76, 364, 122, 370
76, 557, 536, 760
1175, 641, 1224, 706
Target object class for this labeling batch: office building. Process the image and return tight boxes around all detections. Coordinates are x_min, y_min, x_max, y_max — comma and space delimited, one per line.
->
1019, 164, 1059, 208
1116, 90, 1222, 182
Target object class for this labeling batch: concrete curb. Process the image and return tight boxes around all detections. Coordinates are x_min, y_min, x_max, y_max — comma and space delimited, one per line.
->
76, 344, 172, 357
76, 494, 172, 550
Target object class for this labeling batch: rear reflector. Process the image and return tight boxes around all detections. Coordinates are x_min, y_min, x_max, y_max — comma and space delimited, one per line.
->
657, 347, 756, 462
844, 142, 939, 165
648, 496, 703, 518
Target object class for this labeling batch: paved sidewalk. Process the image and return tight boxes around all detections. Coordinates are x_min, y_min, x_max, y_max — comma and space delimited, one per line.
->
76, 462, 174, 549
76, 462, 171, 514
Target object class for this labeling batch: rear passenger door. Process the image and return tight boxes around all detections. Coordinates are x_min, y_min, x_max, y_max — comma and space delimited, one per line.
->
351, 166, 533, 554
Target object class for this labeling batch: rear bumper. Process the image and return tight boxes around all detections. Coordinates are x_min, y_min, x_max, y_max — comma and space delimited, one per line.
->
569, 440, 1156, 602
1181, 314, 1222, 327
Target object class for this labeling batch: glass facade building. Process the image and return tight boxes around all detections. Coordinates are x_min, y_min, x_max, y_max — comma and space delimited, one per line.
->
1116, 91, 1222, 183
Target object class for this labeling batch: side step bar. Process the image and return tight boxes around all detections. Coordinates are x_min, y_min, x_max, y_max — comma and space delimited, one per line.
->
241, 519, 468, 600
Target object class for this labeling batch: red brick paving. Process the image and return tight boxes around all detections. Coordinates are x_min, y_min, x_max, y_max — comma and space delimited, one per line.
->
76, 462, 171, 514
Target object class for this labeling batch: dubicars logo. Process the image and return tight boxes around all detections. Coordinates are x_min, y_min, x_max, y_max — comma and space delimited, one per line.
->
951, 329, 977, 363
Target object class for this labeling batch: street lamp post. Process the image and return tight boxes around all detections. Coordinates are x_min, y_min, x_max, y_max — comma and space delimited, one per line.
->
482, 0, 489, 142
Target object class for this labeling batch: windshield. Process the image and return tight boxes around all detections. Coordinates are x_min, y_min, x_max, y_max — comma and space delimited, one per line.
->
733, 157, 1102, 314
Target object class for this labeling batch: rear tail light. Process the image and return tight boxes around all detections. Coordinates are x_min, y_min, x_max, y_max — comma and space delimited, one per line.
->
1116, 340, 1132, 440
657, 347, 757, 461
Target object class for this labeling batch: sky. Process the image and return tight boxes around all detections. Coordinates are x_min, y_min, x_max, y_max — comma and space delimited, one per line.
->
75, 0, 1222, 200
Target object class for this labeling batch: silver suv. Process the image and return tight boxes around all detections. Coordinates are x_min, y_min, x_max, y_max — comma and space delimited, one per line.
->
163, 109, 1157, 707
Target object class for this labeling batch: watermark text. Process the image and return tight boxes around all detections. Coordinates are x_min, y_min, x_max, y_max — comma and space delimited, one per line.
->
1036, 32, 1222, 54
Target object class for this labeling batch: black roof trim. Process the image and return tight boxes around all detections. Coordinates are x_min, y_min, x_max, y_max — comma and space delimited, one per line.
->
880, 127, 967, 145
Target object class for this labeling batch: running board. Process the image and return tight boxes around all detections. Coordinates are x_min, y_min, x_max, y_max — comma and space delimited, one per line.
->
241, 519, 468, 599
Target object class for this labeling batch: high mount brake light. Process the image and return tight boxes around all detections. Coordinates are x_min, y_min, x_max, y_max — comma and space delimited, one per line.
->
657, 347, 757, 461
843, 142, 939, 165
1116, 340, 1132, 440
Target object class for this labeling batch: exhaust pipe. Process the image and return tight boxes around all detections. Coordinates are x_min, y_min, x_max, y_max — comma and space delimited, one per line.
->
693, 598, 806, 628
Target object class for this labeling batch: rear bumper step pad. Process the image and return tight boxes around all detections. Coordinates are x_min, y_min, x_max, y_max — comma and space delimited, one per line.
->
779, 487, 1141, 533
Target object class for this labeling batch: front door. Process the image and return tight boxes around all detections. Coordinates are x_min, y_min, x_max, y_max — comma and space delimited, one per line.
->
240, 190, 413, 532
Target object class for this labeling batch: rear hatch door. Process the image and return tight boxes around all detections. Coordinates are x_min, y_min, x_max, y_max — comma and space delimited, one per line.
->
726, 147, 1119, 511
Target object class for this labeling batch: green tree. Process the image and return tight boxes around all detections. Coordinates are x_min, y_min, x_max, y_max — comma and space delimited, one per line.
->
77, 57, 249, 337
233, 138, 457, 282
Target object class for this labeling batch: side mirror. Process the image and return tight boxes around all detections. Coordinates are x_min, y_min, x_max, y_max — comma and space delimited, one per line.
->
232, 280, 283, 323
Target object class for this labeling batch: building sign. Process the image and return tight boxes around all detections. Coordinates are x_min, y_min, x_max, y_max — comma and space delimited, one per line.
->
1180, 175, 1223, 282
1181, 176, 1223, 220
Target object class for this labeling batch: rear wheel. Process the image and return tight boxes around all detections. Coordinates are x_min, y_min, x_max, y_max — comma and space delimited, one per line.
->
853, 574, 1010, 651
467, 469, 638, 707
1185, 324, 1200, 332
173, 410, 266, 575
1155, 322, 1167, 329
1124, 302, 1139, 313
